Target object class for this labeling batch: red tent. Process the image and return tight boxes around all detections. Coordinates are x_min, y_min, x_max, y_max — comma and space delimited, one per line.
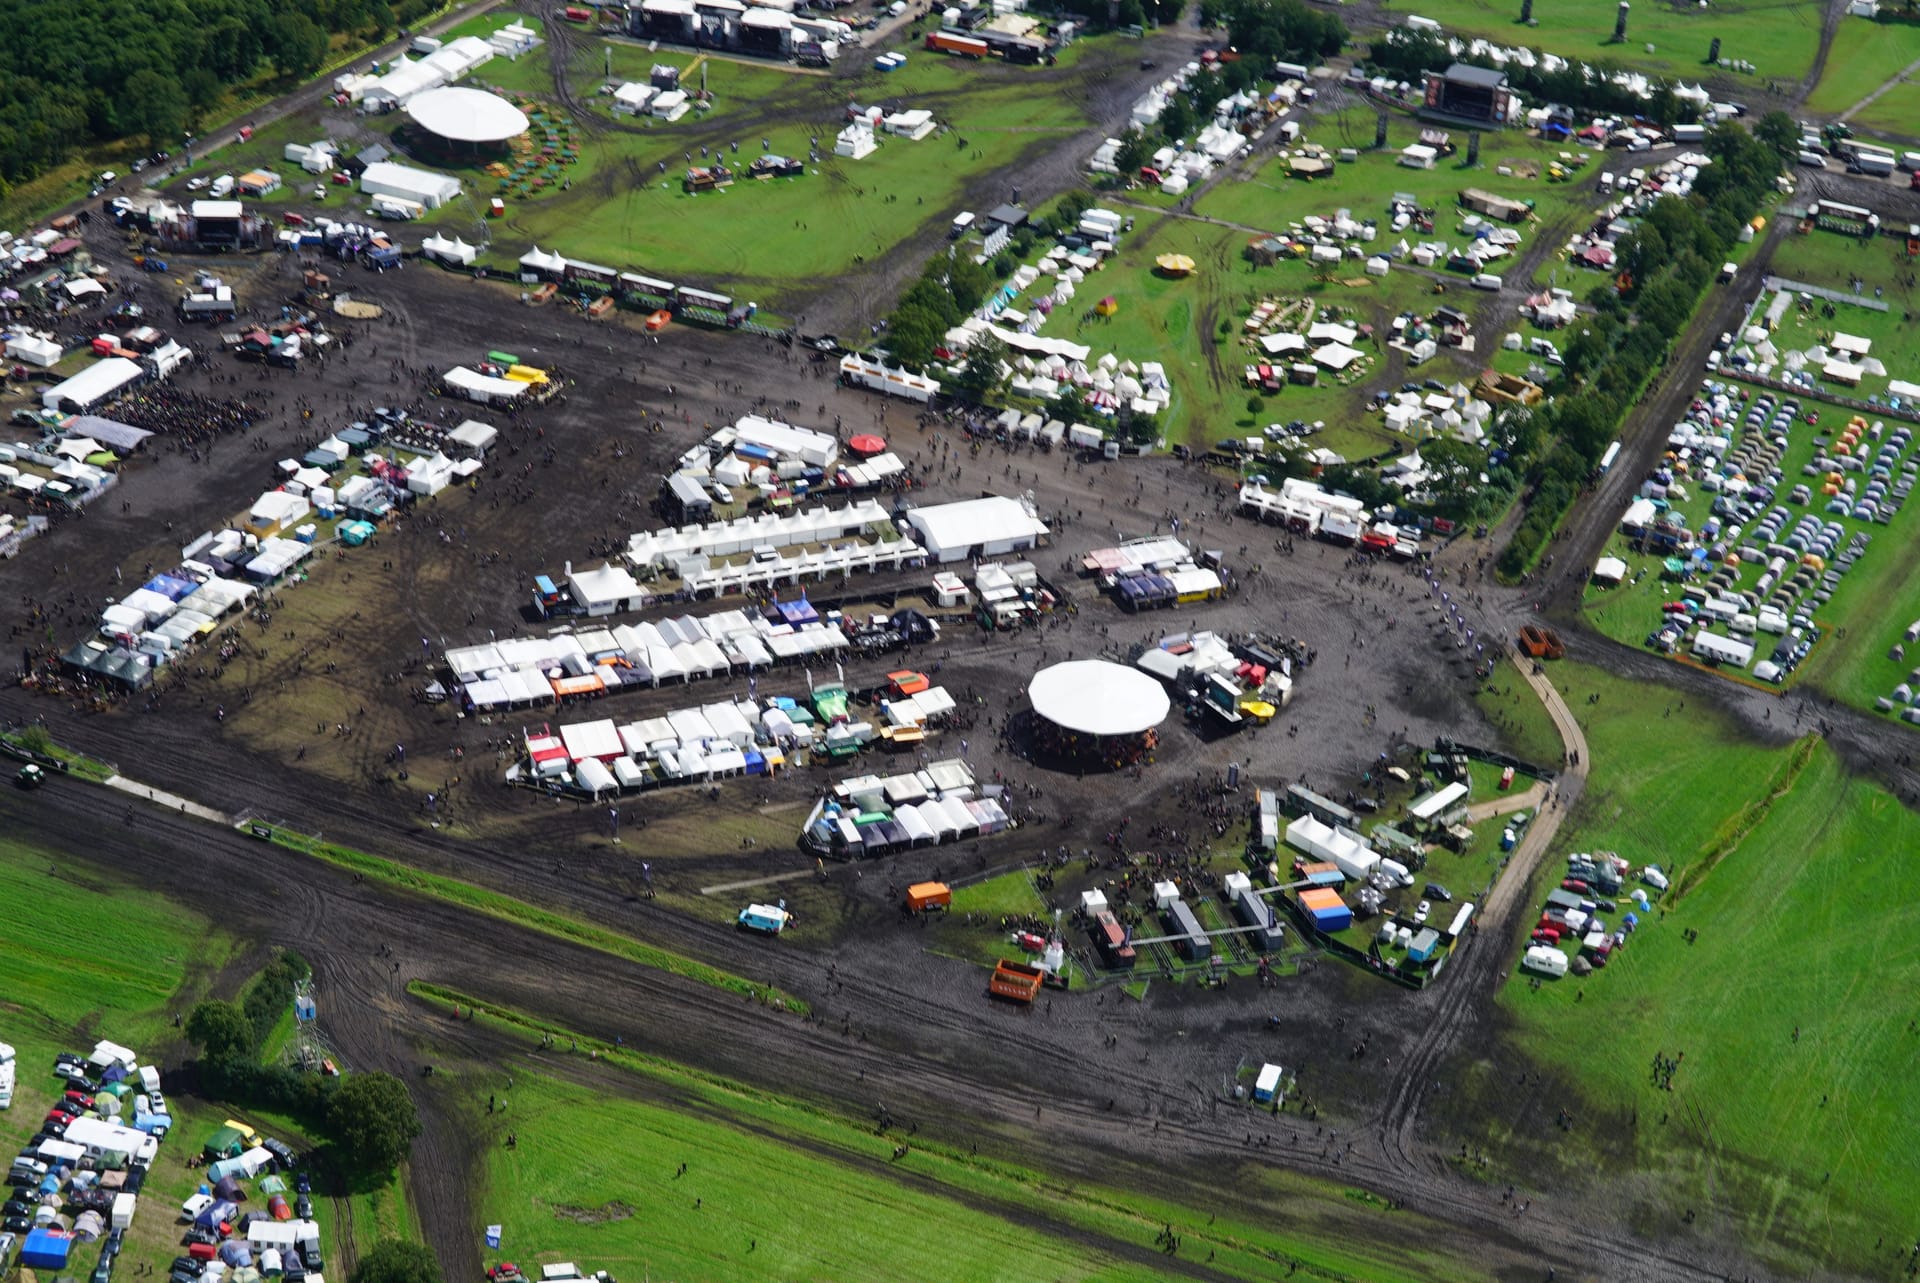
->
847, 434, 886, 456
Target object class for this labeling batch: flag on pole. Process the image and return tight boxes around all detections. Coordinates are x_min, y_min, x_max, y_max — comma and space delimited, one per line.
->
485, 1226, 503, 1249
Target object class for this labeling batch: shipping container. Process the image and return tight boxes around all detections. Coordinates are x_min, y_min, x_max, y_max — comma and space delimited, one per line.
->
906, 881, 951, 912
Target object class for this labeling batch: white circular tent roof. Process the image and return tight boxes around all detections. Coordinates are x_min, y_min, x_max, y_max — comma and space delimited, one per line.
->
405, 86, 530, 143
1028, 660, 1170, 737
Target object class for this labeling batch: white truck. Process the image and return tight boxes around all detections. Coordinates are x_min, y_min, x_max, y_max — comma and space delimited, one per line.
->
209, 174, 235, 198
180, 284, 236, 320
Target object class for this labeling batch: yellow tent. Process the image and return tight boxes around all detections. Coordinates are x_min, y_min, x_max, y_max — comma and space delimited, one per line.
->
1155, 253, 1196, 277
1094, 296, 1118, 317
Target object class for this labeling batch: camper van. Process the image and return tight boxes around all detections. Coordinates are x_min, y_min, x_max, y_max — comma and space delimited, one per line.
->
949, 211, 975, 238
209, 175, 235, 199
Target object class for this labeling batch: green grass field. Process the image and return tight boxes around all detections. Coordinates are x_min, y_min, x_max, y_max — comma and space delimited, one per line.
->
1073, 107, 1610, 454
1804, 17, 1920, 115
1366, 0, 1824, 84
1470, 664, 1920, 1276
1850, 76, 1920, 135
160, 12, 1111, 310
421, 985, 1500, 1283
1741, 284, 1920, 402
1192, 115, 1595, 240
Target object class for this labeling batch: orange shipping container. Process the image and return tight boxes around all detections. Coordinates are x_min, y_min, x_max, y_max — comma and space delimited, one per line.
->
906, 881, 951, 912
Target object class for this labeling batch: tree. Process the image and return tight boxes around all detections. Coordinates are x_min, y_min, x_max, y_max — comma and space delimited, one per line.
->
1112, 127, 1151, 178
882, 307, 942, 371
351, 1239, 442, 1283
328, 1073, 422, 1173
269, 13, 329, 80
946, 254, 992, 312
1158, 93, 1195, 144
1416, 437, 1487, 516
185, 1000, 253, 1064
954, 333, 1005, 399
124, 68, 187, 151
1754, 110, 1799, 166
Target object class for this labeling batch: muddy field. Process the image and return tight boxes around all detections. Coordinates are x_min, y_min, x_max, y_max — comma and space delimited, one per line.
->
0, 203, 1788, 1281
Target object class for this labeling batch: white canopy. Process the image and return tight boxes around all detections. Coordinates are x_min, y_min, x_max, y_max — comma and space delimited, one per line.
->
1028, 659, 1170, 737
1313, 342, 1363, 371
1257, 333, 1308, 355
405, 86, 529, 142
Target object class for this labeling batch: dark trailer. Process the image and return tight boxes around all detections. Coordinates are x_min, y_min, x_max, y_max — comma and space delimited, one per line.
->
1231, 888, 1286, 951
1161, 900, 1211, 961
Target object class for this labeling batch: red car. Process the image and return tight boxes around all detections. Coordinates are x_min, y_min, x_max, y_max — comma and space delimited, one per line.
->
1561, 879, 1589, 892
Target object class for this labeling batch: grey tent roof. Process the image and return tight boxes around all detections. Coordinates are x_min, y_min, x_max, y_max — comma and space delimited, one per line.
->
64, 415, 154, 452
1443, 63, 1509, 88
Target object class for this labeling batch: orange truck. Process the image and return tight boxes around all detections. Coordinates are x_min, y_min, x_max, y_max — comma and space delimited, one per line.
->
906, 881, 951, 913
988, 959, 1044, 1004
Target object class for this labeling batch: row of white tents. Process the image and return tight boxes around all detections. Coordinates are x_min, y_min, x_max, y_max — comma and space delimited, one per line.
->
449, 608, 856, 710
626, 498, 892, 568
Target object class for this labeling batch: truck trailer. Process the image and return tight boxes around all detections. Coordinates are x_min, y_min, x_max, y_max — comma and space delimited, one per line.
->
925, 30, 989, 57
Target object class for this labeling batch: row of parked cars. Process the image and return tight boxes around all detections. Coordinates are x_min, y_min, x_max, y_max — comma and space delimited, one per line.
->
3, 1043, 170, 1283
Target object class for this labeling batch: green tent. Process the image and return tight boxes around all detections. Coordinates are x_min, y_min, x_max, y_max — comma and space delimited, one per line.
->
204, 1125, 245, 1159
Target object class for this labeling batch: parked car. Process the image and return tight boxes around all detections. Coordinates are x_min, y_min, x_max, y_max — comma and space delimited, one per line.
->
1423, 883, 1452, 902
1414, 900, 1431, 924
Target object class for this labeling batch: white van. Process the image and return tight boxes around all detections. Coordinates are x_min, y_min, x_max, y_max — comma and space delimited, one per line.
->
209, 174, 235, 198
1470, 272, 1503, 291
948, 211, 975, 238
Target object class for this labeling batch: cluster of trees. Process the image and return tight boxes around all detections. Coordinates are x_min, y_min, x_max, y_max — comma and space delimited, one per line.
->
879, 249, 997, 373
1369, 27, 1700, 128
0, 0, 441, 195
1496, 116, 1788, 577
1202, 0, 1345, 66
1111, 0, 1343, 148
183, 952, 423, 1176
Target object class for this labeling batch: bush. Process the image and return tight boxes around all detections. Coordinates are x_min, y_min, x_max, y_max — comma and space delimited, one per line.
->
242, 950, 310, 1052
351, 1239, 442, 1283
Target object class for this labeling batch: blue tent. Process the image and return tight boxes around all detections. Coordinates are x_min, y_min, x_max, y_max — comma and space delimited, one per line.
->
21, 1227, 74, 1270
